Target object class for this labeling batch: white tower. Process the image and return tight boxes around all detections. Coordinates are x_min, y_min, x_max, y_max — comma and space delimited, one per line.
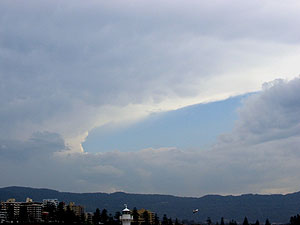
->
120, 204, 133, 225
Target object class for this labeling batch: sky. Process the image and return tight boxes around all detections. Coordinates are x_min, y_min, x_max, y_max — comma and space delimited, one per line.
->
83, 95, 246, 152
1, 0, 300, 197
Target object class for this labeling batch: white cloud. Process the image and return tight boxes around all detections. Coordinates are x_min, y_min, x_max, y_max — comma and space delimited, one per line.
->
218, 78, 300, 145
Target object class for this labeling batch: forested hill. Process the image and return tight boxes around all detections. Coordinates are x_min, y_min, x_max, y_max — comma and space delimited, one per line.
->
1, 186, 300, 223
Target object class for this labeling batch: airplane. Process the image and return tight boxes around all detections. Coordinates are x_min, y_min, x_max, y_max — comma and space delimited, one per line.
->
193, 209, 199, 214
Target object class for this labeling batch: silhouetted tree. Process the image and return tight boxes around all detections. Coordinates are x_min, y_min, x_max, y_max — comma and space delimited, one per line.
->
229, 220, 237, 225
220, 217, 225, 225
115, 211, 121, 225
108, 213, 115, 225
168, 218, 173, 225
243, 217, 249, 225
254, 220, 260, 225
132, 207, 139, 225
290, 215, 300, 225
175, 218, 180, 225
207, 217, 212, 225
57, 202, 66, 223
162, 214, 169, 225
93, 208, 101, 225
154, 214, 160, 225
142, 210, 150, 225
65, 205, 76, 224
182, 219, 195, 225
265, 219, 271, 225
101, 208, 109, 224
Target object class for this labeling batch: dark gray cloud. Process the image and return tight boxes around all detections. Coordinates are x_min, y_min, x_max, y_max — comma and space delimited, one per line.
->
0, 132, 66, 161
1, 1, 299, 115
1, 0, 299, 148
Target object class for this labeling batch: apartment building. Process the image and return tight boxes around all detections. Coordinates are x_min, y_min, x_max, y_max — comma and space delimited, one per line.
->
0, 198, 42, 223
137, 209, 156, 225
68, 202, 85, 217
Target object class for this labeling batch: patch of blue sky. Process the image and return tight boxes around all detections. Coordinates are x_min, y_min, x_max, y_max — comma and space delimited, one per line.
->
83, 94, 250, 152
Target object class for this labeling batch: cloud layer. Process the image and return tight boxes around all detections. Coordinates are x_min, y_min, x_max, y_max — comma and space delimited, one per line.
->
1, 78, 300, 196
1, 0, 300, 195
1, 0, 300, 151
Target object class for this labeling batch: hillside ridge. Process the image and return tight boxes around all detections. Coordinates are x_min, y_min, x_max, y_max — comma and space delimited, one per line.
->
1, 186, 300, 223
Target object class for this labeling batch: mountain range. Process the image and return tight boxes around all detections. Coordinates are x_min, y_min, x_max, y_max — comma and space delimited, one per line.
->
1, 186, 300, 223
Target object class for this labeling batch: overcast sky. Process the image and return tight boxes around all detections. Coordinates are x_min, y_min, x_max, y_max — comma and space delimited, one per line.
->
1, 0, 300, 196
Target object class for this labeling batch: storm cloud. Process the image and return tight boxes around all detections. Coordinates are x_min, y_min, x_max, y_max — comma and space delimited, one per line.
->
1, 0, 300, 195
1, 0, 300, 148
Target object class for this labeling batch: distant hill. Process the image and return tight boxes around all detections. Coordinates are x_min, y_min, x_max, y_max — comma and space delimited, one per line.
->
1, 186, 300, 223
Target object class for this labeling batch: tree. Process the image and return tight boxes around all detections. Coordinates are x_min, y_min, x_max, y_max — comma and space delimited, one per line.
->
254, 220, 260, 225
132, 207, 139, 225
207, 217, 212, 225
115, 211, 121, 225
168, 218, 173, 225
108, 213, 115, 225
243, 217, 249, 225
101, 208, 109, 224
57, 202, 66, 223
265, 219, 271, 225
142, 210, 150, 225
154, 214, 160, 225
220, 217, 225, 225
290, 215, 300, 225
229, 220, 237, 225
162, 214, 169, 225
175, 218, 180, 225
93, 208, 101, 225
65, 205, 76, 224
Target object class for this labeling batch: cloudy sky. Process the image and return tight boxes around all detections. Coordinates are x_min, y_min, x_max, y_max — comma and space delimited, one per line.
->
1, 0, 300, 196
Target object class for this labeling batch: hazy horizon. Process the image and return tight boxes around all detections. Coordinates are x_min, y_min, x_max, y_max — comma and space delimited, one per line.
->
1, 185, 300, 198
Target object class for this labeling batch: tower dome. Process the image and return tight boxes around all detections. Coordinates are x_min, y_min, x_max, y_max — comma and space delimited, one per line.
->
120, 204, 133, 225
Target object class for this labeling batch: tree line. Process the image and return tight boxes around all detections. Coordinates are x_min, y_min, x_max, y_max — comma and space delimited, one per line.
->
2, 202, 300, 225
204, 217, 271, 225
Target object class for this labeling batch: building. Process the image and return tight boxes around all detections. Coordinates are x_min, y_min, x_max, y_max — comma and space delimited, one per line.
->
6, 199, 16, 203
25, 202, 43, 222
120, 204, 133, 225
43, 199, 59, 208
1, 198, 43, 223
137, 209, 156, 225
85, 212, 93, 224
68, 202, 85, 217
0, 208, 7, 223
1, 199, 21, 222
